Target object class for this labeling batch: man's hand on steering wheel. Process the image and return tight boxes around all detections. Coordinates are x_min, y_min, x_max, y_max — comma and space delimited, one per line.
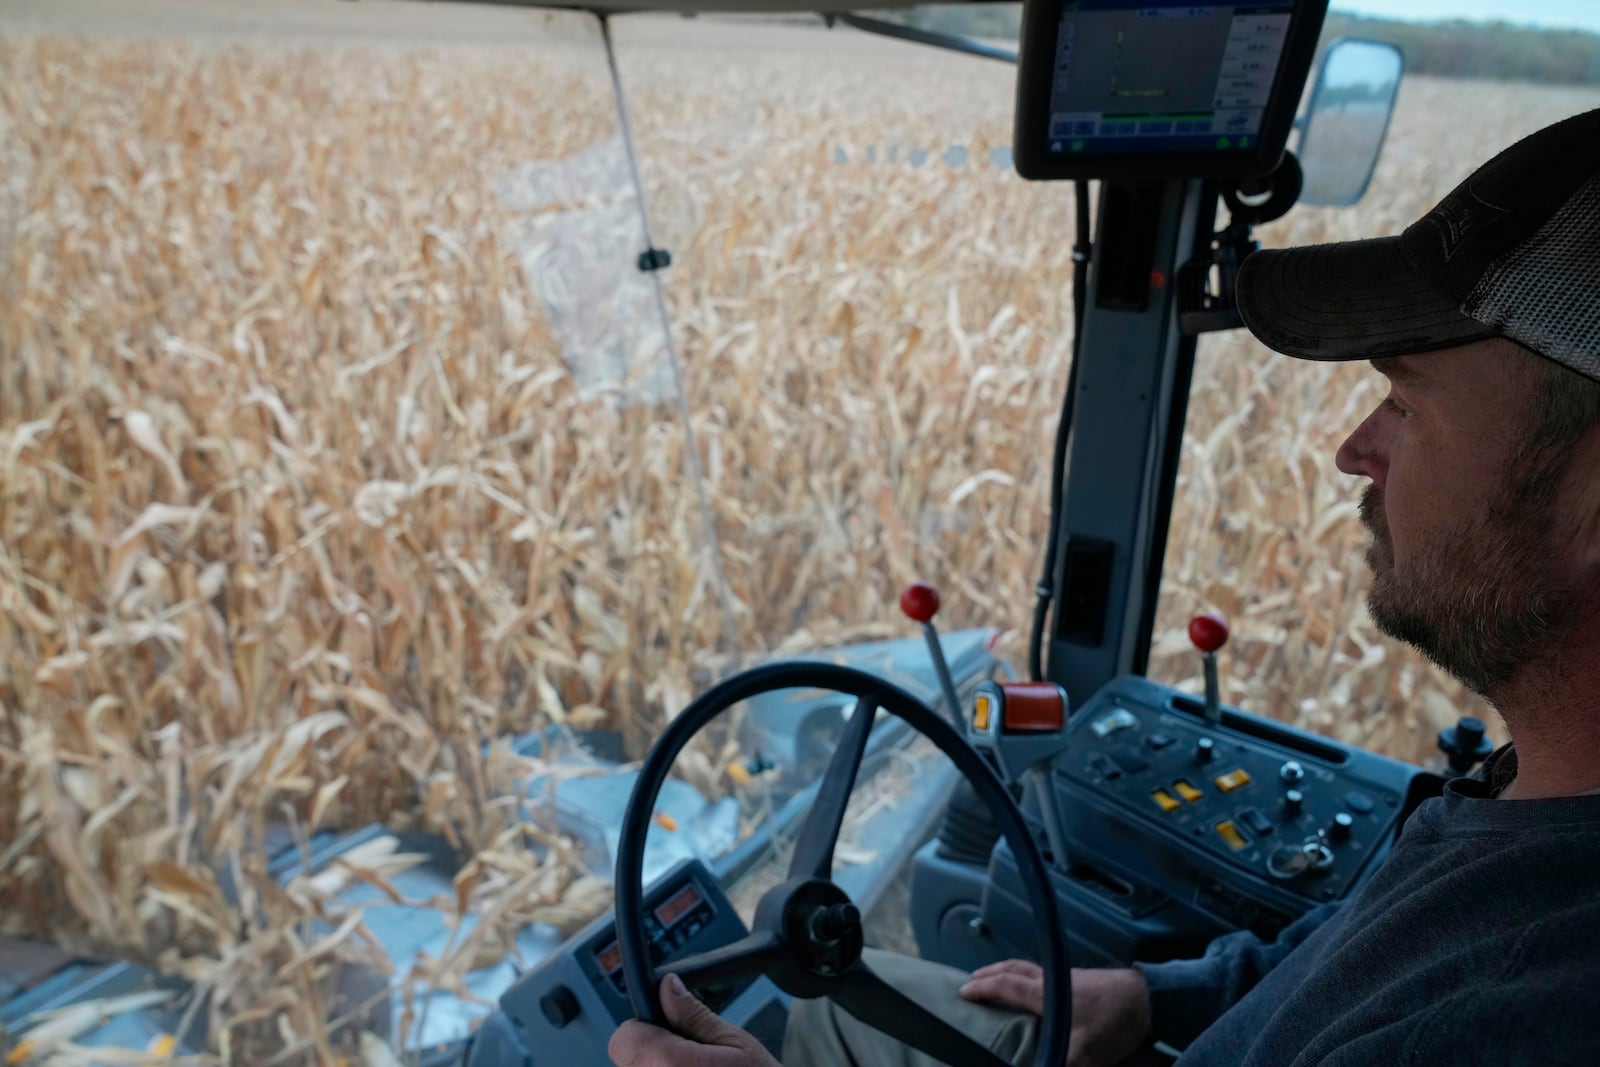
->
609, 959, 1155, 1067
961, 960, 1154, 1067
609, 975, 780, 1067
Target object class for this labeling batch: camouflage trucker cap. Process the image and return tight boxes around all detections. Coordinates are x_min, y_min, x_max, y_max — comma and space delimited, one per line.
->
1235, 107, 1600, 380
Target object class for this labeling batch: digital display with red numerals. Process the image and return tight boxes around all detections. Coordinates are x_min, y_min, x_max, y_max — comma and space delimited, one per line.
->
596, 941, 623, 975
654, 884, 702, 929
592, 877, 717, 997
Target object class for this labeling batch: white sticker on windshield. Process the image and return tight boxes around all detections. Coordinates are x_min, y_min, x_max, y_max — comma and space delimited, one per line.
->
495, 136, 677, 407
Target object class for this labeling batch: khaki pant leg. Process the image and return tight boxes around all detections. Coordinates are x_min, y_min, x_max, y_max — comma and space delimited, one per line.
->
781, 948, 1040, 1067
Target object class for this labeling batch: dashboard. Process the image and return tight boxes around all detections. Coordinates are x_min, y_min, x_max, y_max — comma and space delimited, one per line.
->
464, 859, 790, 1067
465, 675, 1441, 1065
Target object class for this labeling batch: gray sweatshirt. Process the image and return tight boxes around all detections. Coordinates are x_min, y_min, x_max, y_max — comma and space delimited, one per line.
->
1133, 744, 1600, 1066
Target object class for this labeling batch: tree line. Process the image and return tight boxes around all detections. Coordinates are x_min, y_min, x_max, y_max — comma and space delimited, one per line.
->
869, 6, 1600, 85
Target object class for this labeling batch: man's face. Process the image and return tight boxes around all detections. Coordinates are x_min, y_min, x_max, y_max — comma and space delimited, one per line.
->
1335, 340, 1580, 696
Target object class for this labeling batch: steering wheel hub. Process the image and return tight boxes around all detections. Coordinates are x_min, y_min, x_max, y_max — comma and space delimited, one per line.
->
782, 879, 863, 978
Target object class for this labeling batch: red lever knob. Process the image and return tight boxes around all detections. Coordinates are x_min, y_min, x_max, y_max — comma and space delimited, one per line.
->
1188, 612, 1229, 654
900, 581, 941, 624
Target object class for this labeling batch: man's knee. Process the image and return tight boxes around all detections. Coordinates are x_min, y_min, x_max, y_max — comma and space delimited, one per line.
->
779, 952, 1038, 1067
781, 993, 850, 1067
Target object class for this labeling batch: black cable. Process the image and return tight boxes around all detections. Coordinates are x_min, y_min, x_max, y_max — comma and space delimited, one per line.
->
1029, 179, 1093, 682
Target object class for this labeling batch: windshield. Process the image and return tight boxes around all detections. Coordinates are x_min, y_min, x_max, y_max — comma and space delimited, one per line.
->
6, 1, 1599, 1061
0, 3, 1066, 1059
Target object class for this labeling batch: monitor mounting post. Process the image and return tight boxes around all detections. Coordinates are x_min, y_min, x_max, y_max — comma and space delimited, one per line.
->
1044, 177, 1216, 702
1177, 153, 1304, 335
1013, 0, 1329, 697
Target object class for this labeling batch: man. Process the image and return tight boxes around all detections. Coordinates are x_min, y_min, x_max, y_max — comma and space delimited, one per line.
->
611, 108, 1600, 1067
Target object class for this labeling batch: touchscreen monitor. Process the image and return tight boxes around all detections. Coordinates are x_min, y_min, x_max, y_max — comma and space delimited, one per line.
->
1014, 0, 1328, 180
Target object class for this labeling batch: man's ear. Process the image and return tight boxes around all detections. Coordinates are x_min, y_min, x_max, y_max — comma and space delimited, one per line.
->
1561, 428, 1600, 573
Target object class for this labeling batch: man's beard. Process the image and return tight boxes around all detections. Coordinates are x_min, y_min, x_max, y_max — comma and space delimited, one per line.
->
1360, 476, 1575, 697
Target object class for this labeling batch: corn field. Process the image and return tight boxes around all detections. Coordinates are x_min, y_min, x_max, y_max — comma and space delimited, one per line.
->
2, 3, 1599, 1061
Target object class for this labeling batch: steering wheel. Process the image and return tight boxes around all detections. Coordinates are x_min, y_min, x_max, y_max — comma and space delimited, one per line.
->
614, 661, 1072, 1067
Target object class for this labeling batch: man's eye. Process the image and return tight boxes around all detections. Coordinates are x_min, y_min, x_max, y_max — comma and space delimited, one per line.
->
1383, 397, 1412, 419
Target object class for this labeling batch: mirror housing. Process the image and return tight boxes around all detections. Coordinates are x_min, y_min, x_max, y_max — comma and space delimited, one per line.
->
1296, 37, 1404, 206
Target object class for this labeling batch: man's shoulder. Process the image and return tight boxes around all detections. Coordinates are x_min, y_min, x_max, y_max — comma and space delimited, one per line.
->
1401, 960, 1600, 1066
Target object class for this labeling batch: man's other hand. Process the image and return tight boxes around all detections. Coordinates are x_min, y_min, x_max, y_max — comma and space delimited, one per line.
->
609, 974, 781, 1067
960, 960, 1152, 1067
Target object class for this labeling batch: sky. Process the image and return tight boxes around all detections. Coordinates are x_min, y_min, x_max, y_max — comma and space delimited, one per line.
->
1332, 0, 1600, 33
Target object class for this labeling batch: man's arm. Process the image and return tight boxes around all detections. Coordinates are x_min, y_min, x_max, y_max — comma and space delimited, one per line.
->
1131, 899, 1345, 1050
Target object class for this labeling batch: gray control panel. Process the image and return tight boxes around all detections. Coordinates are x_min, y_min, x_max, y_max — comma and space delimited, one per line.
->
467, 859, 789, 1067
1056, 676, 1419, 913
1062, 684, 1401, 902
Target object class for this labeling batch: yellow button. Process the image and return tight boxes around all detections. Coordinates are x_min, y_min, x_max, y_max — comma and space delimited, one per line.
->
1215, 820, 1249, 851
1215, 768, 1252, 793
1174, 779, 1204, 803
973, 694, 992, 732
1151, 789, 1180, 813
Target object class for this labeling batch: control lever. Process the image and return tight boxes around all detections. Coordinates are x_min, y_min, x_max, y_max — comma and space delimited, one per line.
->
1187, 612, 1230, 724
1438, 715, 1495, 776
967, 680, 1072, 874
900, 581, 965, 730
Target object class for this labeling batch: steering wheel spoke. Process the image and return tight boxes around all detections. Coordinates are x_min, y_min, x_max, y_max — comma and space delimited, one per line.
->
831, 958, 1014, 1067
661, 930, 785, 989
788, 694, 877, 881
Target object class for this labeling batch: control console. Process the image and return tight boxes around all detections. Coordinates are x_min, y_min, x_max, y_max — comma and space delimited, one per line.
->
943, 673, 1436, 975
1058, 675, 1410, 910
466, 860, 790, 1067
913, 613, 1442, 972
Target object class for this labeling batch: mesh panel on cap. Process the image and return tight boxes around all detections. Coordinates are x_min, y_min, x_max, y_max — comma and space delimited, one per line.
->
1466, 172, 1600, 379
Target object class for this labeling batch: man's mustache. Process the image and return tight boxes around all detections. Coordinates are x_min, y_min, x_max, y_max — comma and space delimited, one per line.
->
1359, 485, 1387, 539
1358, 485, 1393, 570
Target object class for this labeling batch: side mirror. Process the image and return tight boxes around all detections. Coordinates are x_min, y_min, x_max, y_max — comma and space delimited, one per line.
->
1296, 37, 1404, 207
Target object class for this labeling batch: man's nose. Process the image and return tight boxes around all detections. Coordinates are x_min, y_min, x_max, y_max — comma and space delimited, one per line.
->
1335, 409, 1387, 488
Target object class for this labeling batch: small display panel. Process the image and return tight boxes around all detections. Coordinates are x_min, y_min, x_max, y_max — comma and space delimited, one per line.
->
591, 875, 718, 997
655, 884, 703, 929
1014, 0, 1327, 179
596, 941, 623, 976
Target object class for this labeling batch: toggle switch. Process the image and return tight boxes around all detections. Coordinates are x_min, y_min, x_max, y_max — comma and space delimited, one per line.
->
1151, 789, 1181, 813
1215, 768, 1251, 793
1091, 708, 1138, 738
1238, 807, 1274, 836
1215, 820, 1250, 851
1174, 779, 1204, 804
973, 692, 993, 732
